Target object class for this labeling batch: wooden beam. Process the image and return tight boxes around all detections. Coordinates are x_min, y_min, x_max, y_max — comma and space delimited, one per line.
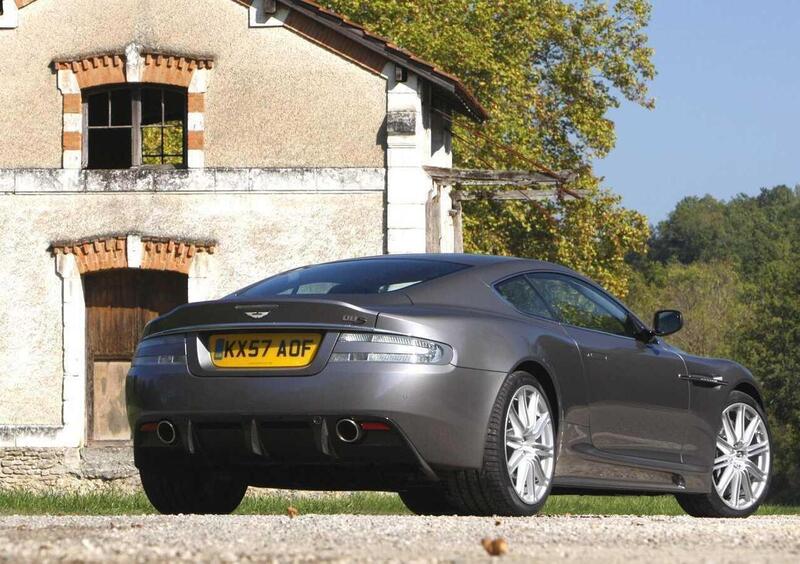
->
452, 189, 586, 202
425, 166, 570, 186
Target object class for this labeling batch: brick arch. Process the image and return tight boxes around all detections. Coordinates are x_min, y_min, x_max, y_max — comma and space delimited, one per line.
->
55, 44, 213, 169
49, 235, 217, 275
55, 52, 214, 91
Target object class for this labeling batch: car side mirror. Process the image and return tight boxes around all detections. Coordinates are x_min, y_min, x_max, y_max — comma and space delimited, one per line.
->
653, 310, 683, 337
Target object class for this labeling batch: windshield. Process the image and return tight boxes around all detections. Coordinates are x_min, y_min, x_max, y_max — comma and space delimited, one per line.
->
237, 259, 470, 297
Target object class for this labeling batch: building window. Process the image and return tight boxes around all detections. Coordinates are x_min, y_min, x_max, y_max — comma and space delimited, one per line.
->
84, 85, 187, 169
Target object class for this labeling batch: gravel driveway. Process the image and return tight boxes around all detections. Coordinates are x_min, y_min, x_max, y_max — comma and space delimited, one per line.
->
0, 514, 798, 563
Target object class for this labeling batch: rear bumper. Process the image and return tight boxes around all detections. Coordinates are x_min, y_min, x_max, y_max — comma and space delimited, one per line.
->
127, 361, 506, 473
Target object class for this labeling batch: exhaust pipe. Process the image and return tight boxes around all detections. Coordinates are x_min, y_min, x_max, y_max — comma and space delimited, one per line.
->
335, 418, 363, 444
156, 420, 177, 445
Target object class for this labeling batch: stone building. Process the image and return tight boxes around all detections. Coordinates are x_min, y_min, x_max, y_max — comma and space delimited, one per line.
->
0, 0, 489, 490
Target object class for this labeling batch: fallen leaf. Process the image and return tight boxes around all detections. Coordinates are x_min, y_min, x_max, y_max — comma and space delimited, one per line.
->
481, 537, 508, 557
287, 506, 299, 519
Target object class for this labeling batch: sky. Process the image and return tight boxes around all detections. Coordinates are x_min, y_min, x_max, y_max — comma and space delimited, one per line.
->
594, 1, 800, 224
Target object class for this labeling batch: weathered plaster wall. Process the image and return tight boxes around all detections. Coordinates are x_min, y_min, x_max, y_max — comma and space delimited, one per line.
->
0, 0, 387, 168
0, 184, 384, 425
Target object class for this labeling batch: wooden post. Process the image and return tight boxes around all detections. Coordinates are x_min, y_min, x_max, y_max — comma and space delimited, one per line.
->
452, 191, 464, 253
426, 185, 442, 253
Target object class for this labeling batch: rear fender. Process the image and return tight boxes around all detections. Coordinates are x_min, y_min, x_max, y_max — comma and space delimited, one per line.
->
376, 307, 589, 427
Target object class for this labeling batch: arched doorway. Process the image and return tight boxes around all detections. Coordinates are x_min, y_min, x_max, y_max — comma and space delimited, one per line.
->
84, 269, 187, 443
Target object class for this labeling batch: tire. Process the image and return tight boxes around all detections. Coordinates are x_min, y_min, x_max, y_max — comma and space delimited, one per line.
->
398, 486, 458, 516
676, 390, 772, 518
140, 467, 248, 515
439, 371, 557, 516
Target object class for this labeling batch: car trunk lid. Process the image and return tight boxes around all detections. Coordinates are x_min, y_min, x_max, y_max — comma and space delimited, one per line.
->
142, 294, 413, 338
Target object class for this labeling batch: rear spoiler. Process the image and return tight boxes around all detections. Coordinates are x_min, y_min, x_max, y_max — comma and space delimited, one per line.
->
142, 294, 412, 339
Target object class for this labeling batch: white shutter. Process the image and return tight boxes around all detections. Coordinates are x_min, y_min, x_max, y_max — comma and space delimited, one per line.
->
0, 0, 19, 29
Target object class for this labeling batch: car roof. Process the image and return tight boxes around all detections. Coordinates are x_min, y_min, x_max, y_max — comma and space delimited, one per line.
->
349, 253, 517, 266
353, 253, 574, 272
317, 253, 582, 277
326, 253, 556, 267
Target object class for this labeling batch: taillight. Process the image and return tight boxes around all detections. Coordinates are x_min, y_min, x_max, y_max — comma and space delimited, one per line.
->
132, 335, 187, 367
329, 332, 450, 365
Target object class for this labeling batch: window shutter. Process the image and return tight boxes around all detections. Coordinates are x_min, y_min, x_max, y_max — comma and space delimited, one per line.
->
0, 0, 19, 29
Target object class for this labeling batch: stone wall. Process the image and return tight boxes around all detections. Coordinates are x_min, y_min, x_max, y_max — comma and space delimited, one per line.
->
0, 447, 140, 493
0, 168, 385, 427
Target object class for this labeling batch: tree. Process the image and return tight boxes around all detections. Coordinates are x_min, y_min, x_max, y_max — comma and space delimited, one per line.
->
626, 261, 747, 359
319, 0, 656, 295
640, 185, 800, 503
734, 257, 800, 503
649, 186, 800, 273
465, 189, 649, 296
649, 195, 730, 264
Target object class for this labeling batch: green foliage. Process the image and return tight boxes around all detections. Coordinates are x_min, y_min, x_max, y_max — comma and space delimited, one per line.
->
319, 0, 655, 295
649, 196, 730, 264
143, 124, 184, 166
649, 186, 798, 274
642, 185, 800, 502
626, 261, 747, 359
323, 0, 654, 168
465, 187, 649, 296
734, 257, 800, 502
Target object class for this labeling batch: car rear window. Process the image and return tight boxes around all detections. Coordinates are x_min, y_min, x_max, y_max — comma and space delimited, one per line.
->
237, 259, 470, 297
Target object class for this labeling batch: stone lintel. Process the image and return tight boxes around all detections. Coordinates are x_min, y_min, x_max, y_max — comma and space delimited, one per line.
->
0, 168, 386, 194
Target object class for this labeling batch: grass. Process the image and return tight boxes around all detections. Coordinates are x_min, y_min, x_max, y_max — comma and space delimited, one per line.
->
0, 491, 408, 517
1, 490, 799, 517
541, 495, 800, 516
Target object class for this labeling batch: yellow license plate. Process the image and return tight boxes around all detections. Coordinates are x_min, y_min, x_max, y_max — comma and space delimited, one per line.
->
209, 333, 322, 368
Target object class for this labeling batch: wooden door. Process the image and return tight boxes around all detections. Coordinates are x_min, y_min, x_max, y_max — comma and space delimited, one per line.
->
84, 269, 187, 443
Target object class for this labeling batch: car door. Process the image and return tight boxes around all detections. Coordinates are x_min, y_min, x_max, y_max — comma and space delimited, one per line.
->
527, 272, 690, 464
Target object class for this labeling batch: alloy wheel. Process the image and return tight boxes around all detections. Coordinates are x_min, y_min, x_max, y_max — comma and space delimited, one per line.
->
504, 385, 555, 505
714, 402, 770, 510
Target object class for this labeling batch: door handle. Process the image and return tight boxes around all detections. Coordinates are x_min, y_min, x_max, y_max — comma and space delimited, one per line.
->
585, 352, 608, 361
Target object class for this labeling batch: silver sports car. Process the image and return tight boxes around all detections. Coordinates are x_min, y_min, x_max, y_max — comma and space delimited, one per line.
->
127, 254, 772, 517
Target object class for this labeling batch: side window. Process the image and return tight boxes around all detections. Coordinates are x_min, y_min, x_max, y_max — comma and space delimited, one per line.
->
85, 85, 187, 170
141, 87, 187, 166
495, 276, 554, 319
87, 89, 133, 169
527, 273, 635, 337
